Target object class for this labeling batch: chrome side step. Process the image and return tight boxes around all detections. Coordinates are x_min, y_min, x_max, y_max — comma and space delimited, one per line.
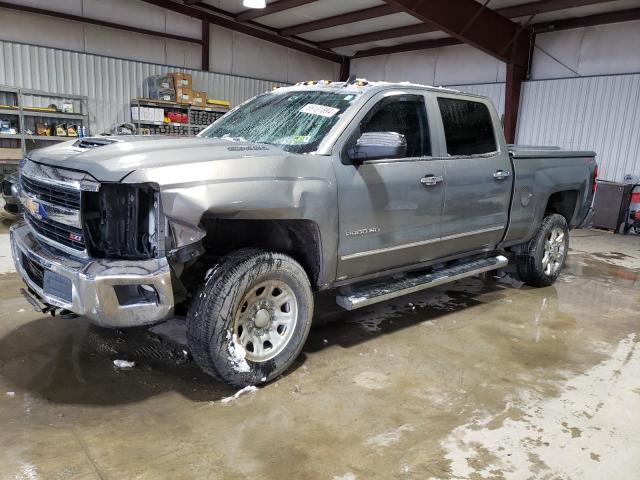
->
336, 255, 508, 310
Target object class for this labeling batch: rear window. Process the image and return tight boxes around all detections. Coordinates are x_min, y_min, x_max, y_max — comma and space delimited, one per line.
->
437, 98, 497, 155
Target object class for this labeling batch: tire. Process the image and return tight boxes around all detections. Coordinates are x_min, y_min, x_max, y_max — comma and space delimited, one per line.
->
515, 213, 569, 287
187, 249, 313, 386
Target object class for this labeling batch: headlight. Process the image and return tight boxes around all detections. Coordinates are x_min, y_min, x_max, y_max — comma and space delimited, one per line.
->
82, 183, 162, 259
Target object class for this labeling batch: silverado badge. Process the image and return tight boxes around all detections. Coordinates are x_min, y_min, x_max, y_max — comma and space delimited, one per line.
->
346, 227, 381, 237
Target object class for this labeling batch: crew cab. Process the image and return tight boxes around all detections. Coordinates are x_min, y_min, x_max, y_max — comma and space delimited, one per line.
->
10, 80, 597, 385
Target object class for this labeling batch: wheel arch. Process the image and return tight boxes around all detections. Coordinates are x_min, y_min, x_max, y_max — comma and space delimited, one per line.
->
199, 217, 325, 290
544, 189, 579, 226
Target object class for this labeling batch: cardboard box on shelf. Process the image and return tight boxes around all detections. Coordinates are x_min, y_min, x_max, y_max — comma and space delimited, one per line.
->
192, 91, 207, 106
176, 86, 193, 105
170, 73, 192, 89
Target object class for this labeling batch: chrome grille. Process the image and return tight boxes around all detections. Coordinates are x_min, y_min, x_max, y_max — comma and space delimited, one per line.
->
21, 175, 81, 210
25, 212, 85, 251
22, 252, 44, 288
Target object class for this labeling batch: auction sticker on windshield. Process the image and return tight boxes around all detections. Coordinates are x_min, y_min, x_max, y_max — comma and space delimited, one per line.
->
299, 104, 340, 118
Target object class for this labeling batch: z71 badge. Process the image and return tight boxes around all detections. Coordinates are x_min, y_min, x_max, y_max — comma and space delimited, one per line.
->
346, 227, 380, 237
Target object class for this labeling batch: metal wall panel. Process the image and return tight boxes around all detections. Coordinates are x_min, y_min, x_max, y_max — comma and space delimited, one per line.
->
517, 74, 640, 182
0, 40, 285, 135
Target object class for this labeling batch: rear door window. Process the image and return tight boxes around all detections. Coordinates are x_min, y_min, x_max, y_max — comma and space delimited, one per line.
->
437, 98, 497, 156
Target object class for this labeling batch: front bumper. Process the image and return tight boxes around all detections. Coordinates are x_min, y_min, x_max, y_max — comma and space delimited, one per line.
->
10, 222, 174, 328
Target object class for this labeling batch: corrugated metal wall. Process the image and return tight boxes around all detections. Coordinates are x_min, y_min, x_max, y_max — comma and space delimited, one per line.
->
517, 74, 640, 182
0, 40, 286, 135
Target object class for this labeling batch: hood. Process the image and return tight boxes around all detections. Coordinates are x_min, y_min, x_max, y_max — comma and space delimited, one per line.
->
28, 136, 287, 182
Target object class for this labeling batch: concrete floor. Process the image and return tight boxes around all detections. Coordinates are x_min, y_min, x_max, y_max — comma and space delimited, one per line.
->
1, 206, 639, 480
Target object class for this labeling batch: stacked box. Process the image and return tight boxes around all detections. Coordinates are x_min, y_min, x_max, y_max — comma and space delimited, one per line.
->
170, 73, 192, 89
192, 91, 207, 106
176, 86, 193, 105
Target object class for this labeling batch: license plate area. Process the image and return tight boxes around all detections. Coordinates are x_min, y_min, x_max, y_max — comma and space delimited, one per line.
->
43, 269, 73, 303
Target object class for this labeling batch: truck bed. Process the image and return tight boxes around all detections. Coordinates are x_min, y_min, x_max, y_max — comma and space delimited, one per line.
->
502, 145, 597, 248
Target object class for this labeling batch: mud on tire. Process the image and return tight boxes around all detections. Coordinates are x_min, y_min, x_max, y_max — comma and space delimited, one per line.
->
514, 213, 569, 287
186, 249, 313, 386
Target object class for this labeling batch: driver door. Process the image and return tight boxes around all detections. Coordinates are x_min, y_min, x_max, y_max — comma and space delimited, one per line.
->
334, 92, 445, 280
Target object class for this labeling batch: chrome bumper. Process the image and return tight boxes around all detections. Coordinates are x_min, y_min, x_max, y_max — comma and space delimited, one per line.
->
10, 222, 174, 328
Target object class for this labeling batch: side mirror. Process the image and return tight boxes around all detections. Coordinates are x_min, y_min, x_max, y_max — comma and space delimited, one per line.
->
348, 131, 407, 163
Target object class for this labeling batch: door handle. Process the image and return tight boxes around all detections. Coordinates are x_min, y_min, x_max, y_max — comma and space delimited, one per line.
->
493, 170, 511, 180
421, 175, 444, 186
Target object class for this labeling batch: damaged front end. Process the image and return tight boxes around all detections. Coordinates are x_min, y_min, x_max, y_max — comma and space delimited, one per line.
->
11, 160, 176, 327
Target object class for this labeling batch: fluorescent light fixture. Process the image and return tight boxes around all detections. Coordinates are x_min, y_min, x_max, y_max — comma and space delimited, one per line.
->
243, 0, 266, 8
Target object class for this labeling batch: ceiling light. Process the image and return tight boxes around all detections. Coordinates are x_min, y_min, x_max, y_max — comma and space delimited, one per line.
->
243, 0, 266, 8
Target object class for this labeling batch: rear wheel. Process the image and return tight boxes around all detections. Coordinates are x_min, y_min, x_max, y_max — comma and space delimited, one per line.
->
515, 214, 569, 287
186, 249, 313, 386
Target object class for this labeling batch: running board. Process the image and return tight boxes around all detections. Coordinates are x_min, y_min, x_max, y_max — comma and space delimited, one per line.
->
336, 255, 508, 310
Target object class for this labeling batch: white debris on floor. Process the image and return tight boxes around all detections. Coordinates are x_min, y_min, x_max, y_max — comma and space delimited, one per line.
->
221, 385, 258, 404
437, 333, 640, 480
365, 424, 414, 449
113, 359, 136, 369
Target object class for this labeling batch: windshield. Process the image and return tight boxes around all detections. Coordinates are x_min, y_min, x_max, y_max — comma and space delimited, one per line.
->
200, 90, 360, 153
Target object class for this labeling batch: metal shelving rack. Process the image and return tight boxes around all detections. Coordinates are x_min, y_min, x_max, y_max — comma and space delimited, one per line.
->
0, 85, 90, 170
131, 98, 229, 136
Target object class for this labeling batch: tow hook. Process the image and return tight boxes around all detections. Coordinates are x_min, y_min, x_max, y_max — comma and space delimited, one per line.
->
20, 288, 79, 318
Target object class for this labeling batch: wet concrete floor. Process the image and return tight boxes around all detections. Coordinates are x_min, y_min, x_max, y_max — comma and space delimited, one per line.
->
1, 213, 639, 479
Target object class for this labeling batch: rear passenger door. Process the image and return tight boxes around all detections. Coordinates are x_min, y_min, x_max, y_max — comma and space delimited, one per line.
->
433, 95, 513, 258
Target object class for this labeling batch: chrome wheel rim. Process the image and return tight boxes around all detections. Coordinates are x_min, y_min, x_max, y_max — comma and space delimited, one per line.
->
542, 226, 566, 276
233, 280, 298, 362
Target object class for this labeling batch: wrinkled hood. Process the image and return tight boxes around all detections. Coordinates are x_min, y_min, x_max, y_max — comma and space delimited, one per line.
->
28, 136, 287, 182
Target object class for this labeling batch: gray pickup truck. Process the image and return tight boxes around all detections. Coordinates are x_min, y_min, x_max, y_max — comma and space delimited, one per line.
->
10, 80, 597, 386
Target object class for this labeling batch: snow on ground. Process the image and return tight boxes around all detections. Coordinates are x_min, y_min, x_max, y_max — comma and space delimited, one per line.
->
436, 333, 640, 479
221, 385, 258, 404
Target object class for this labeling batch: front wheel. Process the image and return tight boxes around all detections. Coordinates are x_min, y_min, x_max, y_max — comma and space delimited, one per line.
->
515, 213, 569, 287
187, 249, 313, 386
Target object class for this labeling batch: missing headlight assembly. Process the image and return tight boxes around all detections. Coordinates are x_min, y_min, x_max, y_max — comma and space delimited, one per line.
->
82, 183, 163, 260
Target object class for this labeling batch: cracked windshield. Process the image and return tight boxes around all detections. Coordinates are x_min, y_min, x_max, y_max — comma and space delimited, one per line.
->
200, 90, 360, 153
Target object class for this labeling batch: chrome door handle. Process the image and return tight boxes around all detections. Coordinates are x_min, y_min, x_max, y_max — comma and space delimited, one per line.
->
493, 170, 511, 180
421, 175, 444, 186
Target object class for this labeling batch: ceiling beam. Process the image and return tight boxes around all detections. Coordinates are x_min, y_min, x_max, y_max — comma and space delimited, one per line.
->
353, 38, 463, 58
320, 23, 435, 49
237, 0, 318, 22
280, 5, 398, 36
532, 6, 640, 32
319, 0, 613, 49
375, 0, 531, 66
0, 0, 202, 45
353, 5, 640, 58
141, 0, 343, 63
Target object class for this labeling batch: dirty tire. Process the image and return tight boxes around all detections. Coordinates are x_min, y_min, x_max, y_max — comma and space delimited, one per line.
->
515, 213, 569, 287
187, 249, 313, 387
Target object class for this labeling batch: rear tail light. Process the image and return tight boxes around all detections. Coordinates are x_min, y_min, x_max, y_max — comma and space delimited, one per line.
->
593, 165, 598, 193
